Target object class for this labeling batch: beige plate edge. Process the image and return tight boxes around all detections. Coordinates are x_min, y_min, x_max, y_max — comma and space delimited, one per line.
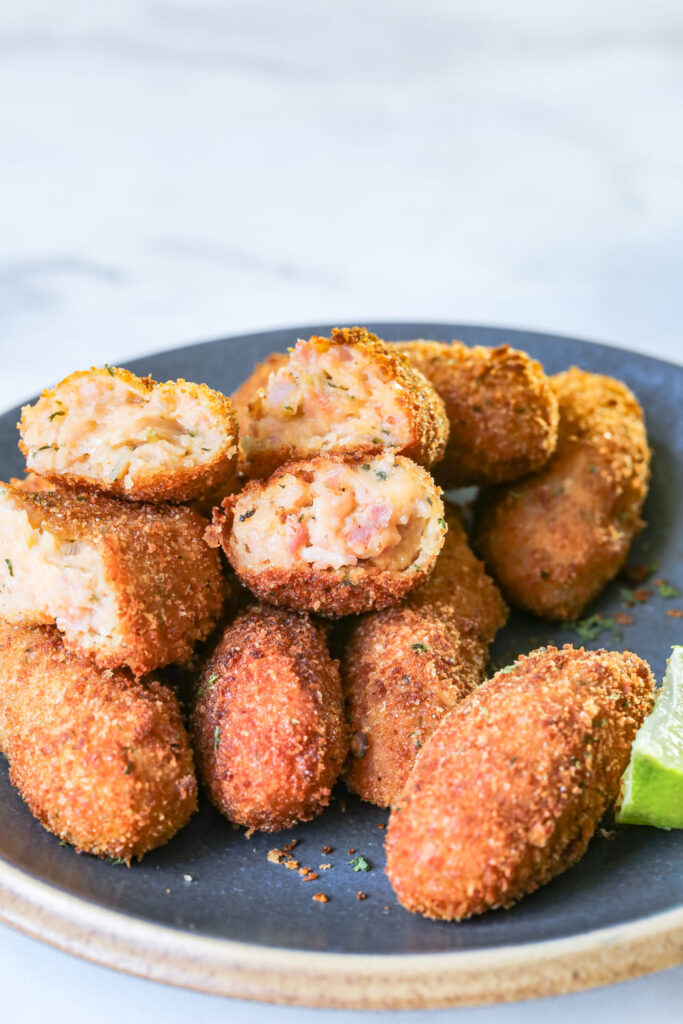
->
1, 858, 681, 1009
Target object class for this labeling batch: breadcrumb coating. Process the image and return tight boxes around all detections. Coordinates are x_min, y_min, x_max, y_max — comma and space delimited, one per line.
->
19, 365, 238, 503
395, 340, 559, 486
343, 506, 507, 806
206, 454, 446, 617
0, 484, 225, 676
386, 644, 655, 920
0, 623, 197, 863
192, 605, 347, 831
240, 327, 449, 478
475, 367, 650, 620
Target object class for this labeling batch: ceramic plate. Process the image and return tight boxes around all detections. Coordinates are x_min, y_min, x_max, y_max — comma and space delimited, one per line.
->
0, 324, 681, 1008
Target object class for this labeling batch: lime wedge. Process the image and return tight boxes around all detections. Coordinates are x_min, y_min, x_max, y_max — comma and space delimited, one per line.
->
616, 645, 683, 828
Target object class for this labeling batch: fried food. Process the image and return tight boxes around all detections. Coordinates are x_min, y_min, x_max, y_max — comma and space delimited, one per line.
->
343, 506, 507, 806
394, 340, 559, 487
0, 622, 197, 862
231, 351, 288, 437
0, 484, 224, 676
386, 645, 655, 920
19, 366, 238, 503
475, 367, 650, 620
239, 327, 448, 478
192, 605, 347, 831
206, 453, 446, 616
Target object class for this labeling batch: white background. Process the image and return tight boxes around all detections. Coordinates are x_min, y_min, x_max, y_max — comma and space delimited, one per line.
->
0, 1, 681, 1021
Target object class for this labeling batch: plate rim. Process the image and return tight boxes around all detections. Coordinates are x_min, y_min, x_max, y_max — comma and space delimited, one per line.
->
1, 322, 682, 1008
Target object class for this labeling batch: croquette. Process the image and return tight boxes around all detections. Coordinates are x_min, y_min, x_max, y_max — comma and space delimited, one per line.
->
394, 340, 559, 487
239, 327, 449, 478
343, 506, 507, 806
386, 645, 655, 920
19, 366, 239, 503
192, 605, 347, 831
206, 453, 447, 616
475, 367, 650, 620
231, 351, 288, 438
0, 483, 225, 676
0, 622, 197, 862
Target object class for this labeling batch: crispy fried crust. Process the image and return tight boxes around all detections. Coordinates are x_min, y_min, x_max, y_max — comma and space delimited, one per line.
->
474, 367, 651, 620
386, 645, 654, 920
3, 487, 225, 675
206, 455, 446, 617
231, 352, 288, 437
395, 340, 559, 486
19, 366, 239, 503
0, 623, 197, 862
240, 328, 449, 478
343, 507, 507, 806
191, 605, 347, 831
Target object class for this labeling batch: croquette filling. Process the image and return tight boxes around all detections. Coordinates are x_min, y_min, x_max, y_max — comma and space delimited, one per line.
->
242, 340, 412, 460
231, 456, 444, 573
0, 490, 119, 651
22, 375, 227, 490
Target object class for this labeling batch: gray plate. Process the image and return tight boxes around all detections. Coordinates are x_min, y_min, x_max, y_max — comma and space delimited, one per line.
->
0, 323, 681, 957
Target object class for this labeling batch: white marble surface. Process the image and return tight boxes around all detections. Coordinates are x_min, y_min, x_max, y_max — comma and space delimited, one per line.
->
0, 1, 682, 1021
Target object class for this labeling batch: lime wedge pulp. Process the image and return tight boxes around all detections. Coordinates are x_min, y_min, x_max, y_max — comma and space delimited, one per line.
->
616, 645, 683, 829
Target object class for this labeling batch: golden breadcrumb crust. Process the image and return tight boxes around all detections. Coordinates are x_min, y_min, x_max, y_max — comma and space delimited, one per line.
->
395, 340, 559, 486
475, 367, 651, 620
0, 623, 197, 863
192, 605, 347, 831
240, 327, 449, 478
4, 486, 225, 675
206, 455, 445, 617
386, 644, 655, 920
19, 366, 239, 503
343, 506, 507, 806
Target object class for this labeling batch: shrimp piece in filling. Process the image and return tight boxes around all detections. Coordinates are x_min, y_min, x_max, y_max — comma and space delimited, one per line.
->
207, 454, 447, 616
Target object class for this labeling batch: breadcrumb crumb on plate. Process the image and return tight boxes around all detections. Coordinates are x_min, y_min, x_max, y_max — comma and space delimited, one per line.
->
19, 366, 239, 503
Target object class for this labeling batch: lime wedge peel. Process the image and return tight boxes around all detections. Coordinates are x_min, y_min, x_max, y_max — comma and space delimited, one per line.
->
616, 645, 683, 829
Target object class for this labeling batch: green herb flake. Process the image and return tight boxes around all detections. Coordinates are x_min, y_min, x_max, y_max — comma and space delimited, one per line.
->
104, 363, 116, 377
402, 674, 411, 685
412, 642, 428, 653
4, 558, 13, 577
187, 428, 197, 437
361, 464, 371, 471
572, 614, 622, 643
657, 582, 680, 599
214, 726, 220, 750
589, 464, 599, 474
371, 437, 382, 444
499, 662, 518, 674
106, 856, 126, 866
239, 509, 256, 522
347, 855, 370, 872
375, 470, 387, 481
48, 410, 66, 422
284, 405, 293, 411
437, 517, 447, 530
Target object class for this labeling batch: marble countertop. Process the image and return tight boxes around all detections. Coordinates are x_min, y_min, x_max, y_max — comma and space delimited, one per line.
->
1, 2, 681, 1021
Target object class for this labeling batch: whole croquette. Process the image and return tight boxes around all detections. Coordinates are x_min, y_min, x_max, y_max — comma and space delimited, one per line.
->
0, 484, 225, 676
343, 506, 507, 807
475, 367, 650, 620
0, 622, 197, 862
394, 340, 559, 487
386, 645, 655, 921
19, 365, 238, 503
239, 327, 449, 478
192, 605, 347, 831
206, 453, 447, 617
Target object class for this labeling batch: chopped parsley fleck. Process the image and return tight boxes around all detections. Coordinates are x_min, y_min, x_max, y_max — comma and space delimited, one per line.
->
284, 405, 293, 411
104, 363, 115, 377
298, 512, 305, 523
33, 444, 53, 454
572, 614, 622, 643
187, 429, 197, 437
239, 509, 256, 522
426, 496, 433, 505
48, 410, 66, 421
371, 437, 381, 444
437, 517, 447, 529
375, 470, 387, 481
589, 464, 599, 474
657, 582, 680, 598
347, 855, 370, 872
412, 642, 428, 653
214, 726, 220, 750
4, 558, 12, 577
499, 662, 518, 674
402, 674, 411, 684
361, 464, 371, 471
106, 856, 126, 865
207, 672, 218, 687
